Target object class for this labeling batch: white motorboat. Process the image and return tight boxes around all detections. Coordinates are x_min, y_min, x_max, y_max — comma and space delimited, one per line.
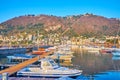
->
7, 54, 35, 64
17, 58, 82, 78
111, 49, 120, 56
112, 51, 120, 56
112, 56, 120, 60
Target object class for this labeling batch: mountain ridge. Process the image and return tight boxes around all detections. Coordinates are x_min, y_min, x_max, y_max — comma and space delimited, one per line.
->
0, 13, 120, 37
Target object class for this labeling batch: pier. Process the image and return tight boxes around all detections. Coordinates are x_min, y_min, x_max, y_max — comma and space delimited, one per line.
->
0, 51, 53, 76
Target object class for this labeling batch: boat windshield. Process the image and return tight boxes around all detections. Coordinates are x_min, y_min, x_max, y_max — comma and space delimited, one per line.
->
49, 60, 57, 66
42, 61, 51, 66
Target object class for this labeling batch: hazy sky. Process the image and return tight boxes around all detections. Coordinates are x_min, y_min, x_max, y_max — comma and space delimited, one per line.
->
0, 0, 120, 23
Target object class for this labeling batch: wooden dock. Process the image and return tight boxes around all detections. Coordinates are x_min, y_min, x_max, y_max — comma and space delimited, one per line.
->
0, 51, 53, 76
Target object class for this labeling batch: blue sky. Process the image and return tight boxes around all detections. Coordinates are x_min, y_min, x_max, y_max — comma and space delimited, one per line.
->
0, 0, 120, 23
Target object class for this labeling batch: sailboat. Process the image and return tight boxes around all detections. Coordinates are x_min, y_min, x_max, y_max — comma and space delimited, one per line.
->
111, 19, 120, 56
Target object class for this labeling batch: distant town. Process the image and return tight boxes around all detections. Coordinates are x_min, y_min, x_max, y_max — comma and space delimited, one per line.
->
0, 32, 119, 48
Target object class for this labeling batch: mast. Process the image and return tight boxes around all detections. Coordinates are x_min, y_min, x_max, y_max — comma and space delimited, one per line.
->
113, 19, 120, 48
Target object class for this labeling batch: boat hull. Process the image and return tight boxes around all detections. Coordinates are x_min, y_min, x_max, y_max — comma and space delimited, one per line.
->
17, 72, 81, 78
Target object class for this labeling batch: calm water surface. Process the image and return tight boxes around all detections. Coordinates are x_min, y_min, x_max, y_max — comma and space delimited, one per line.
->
72, 48, 120, 79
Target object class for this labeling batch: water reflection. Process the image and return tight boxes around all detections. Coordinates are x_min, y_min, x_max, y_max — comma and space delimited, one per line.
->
72, 48, 120, 75
112, 56, 120, 60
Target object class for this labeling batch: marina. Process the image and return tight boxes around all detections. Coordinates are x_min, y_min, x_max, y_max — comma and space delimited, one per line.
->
0, 45, 120, 80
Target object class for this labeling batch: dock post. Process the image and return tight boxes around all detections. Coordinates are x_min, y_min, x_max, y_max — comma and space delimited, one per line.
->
2, 73, 8, 80
57, 53, 60, 67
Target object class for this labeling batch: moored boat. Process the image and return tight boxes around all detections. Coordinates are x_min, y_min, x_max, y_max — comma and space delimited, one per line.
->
0, 47, 26, 54
100, 48, 112, 54
7, 54, 35, 64
17, 58, 82, 78
32, 50, 46, 55
111, 49, 120, 56
32, 46, 54, 55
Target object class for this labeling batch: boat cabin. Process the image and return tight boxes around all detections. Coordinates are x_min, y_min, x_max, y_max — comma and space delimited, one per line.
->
40, 58, 59, 70
7, 54, 35, 64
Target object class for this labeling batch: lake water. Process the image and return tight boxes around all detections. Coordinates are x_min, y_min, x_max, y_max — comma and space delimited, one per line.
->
0, 48, 120, 80
72, 48, 120, 80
